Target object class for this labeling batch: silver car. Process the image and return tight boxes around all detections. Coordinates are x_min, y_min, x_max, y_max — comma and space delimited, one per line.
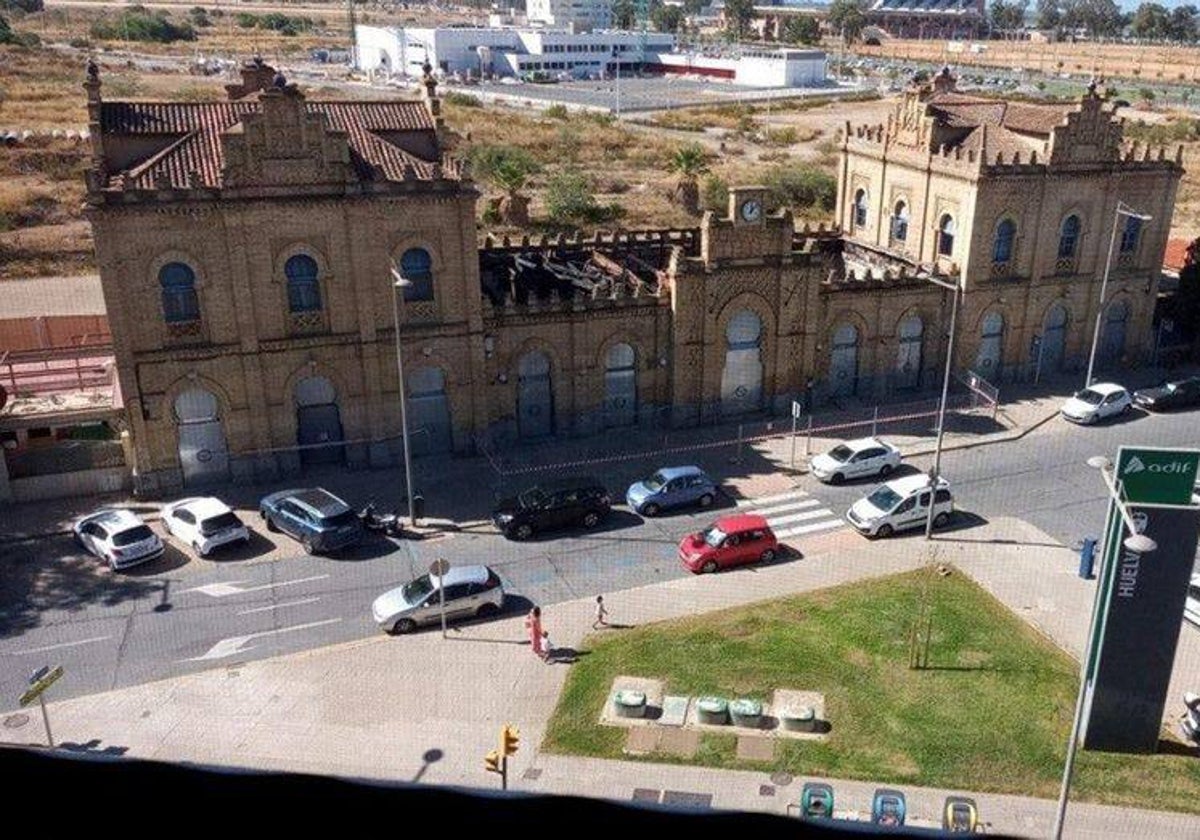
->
372, 564, 505, 635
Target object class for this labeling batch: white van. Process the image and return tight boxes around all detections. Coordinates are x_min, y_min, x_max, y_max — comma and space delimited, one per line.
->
846, 474, 954, 538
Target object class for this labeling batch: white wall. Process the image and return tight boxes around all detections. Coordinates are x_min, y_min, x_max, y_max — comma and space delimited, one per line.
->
10, 465, 131, 503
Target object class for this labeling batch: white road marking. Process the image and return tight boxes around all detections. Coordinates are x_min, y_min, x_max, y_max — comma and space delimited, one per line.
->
184, 618, 342, 662
735, 489, 812, 507
178, 574, 330, 598
8, 635, 112, 655
734, 488, 846, 540
237, 597, 320, 615
749, 498, 823, 517
776, 519, 847, 538
769, 508, 838, 527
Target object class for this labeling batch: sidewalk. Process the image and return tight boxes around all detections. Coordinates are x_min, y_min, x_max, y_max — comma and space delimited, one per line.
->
0, 379, 1078, 545
2, 515, 1196, 837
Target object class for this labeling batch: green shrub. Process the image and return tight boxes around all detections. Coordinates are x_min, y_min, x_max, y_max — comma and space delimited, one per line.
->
90, 9, 196, 43
763, 163, 836, 212
763, 126, 798, 146
701, 174, 728, 212
543, 103, 570, 120
444, 91, 482, 108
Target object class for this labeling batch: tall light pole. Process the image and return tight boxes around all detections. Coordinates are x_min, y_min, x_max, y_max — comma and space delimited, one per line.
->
1083, 202, 1152, 388
390, 268, 417, 527
924, 273, 961, 540
1051, 455, 1158, 840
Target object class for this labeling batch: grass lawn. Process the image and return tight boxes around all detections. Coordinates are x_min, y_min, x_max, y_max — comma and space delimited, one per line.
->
544, 568, 1200, 814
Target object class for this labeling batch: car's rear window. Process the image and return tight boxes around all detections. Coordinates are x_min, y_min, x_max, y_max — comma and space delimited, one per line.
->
200, 512, 243, 535
114, 525, 154, 546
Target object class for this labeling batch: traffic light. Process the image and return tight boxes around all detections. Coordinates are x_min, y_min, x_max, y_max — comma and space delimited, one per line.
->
484, 750, 502, 774
501, 724, 520, 756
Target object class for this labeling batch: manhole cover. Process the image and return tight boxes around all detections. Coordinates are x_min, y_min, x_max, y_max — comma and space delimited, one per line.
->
522, 768, 542, 781
770, 771, 794, 786
3, 713, 31, 729
759, 784, 775, 797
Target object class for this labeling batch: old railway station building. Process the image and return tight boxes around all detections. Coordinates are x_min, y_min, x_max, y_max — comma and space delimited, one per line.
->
83, 61, 1181, 492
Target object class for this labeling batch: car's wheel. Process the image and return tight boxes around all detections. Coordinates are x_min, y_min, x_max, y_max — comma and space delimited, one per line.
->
265, 515, 279, 533
876, 524, 894, 539
933, 512, 951, 529
879, 464, 894, 478
830, 472, 845, 485
513, 523, 534, 540
698, 493, 714, 508
701, 559, 719, 574
194, 541, 209, 558
391, 618, 417, 635
642, 503, 660, 517
476, 602, 500, 619
760, 548, 777, 564
1121, 403, 1131, 414
582, 511, 601, 528
301, 536, 317, 555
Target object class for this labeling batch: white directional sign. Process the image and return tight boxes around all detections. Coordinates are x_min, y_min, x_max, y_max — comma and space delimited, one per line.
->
180, 575, 329, 598
185, 619, 341, 662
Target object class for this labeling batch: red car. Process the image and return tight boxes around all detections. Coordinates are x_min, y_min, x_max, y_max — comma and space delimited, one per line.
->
679, 514, 779, 574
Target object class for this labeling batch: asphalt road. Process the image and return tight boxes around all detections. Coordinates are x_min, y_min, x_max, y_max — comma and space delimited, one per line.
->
3, 406, 1199, 706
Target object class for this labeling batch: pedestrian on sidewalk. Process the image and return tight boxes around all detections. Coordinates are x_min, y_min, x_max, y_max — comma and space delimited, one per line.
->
540, 629, 554, 663
593, 594, 609, 629
525, 605, 543, 658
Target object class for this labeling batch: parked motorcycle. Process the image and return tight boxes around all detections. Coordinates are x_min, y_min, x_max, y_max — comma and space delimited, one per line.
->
359, 502, 400, 534
1180, 692, 1200, 745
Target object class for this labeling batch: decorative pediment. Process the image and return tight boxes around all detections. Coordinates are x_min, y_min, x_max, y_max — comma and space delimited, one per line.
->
1047, 92, 1122, 166
220, 85, 354, 189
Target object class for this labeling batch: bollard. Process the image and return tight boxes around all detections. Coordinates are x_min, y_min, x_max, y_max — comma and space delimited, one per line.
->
805, 415, 813, 457
1078, 537, 1097, 579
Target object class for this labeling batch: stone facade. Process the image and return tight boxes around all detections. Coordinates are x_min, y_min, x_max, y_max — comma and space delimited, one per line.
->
84, 62, 1182, 493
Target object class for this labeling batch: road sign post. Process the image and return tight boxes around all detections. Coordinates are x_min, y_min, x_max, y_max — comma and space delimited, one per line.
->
19, 664, 63, 747
429, 558, 452, 640
790, 400, 801, 470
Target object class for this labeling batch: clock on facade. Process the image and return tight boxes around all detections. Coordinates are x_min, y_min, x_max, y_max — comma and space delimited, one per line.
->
740, 198, 762, 223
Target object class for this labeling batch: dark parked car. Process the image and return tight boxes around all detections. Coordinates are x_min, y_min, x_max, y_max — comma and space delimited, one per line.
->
492, 477, 611, 540
259, 487, 363, 554
1133, 376, 1200, 412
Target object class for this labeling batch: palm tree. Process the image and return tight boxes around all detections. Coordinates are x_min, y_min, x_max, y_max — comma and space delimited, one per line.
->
666, 144, 711, 216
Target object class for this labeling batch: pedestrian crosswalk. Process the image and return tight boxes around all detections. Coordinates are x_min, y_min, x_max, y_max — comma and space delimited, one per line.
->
735, 488, 845, 541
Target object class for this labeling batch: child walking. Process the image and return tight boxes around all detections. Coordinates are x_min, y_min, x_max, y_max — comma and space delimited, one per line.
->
593, 594, 609, 629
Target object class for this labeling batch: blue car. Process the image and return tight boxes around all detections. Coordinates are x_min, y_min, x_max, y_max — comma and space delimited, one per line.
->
625, 466, 719, 517
259, 487, 363, 555
871, 788, 906, 828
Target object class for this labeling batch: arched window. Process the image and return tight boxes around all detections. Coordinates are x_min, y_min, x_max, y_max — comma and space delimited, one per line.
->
853, 189, 869, 229
399, 248, 434, 302
159, 262, 200, 324
1119, 215, 1142, 254
1057, 214, 1081, 259
284, 254, 322, 313
891, 201, 909, 242
992, 219, 1016, 264
937, 215, 955, 257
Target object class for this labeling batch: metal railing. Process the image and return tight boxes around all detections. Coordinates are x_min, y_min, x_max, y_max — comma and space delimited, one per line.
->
0, 345, 115, 398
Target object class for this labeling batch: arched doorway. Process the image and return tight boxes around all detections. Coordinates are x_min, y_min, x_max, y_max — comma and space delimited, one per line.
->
294, 376, 344, 465
517, 351, 553, 439
896, 315, 923, 390
603, 343, 637, 428
1042, 304, 1068, 374
720, 310, 764, 416
175, 388, 229, 486
976, 312, 1005, 378
1099, 299, 1130, 368
829, 323, 859, 397
407, 367, 453, 455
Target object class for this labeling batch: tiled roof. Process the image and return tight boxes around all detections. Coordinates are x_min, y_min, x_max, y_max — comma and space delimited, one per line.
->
99, 99, 440, 191
930, 95, 1069, 136
1163, 237, 1192, 272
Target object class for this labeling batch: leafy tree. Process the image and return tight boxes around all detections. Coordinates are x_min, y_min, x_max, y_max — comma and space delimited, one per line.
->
723, 0, 754, 39
652, 3, 684, 32
1138, 87, 1156, 104
90, 9, 197, 43
545, 167, 600, 224
1060, 0, 1122, 37
763, 163, 836, 212
990, 0, 1029, 32
780, 16, 821, 46
1131, 2, 1171, 39
827, 0, 868, 42
1169, 4, 1198, 40
469, 144, 540, 226
1035, 0, 1062, 30
701, 174, 729, 212
612, 0, 636, 29
665, 143, 711, 215
188, 6, 211, 27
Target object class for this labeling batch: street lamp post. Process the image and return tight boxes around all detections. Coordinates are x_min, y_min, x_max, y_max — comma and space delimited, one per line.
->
390, 268, 417, 527
924, 273, 961, 540
1083, 202, 1152, 388
1051, 455, 1157, 840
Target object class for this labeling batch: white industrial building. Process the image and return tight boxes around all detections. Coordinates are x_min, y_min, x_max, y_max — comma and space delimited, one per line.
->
657, 47, 826, 87
355, 25, 674, 80
526, 0, 613, 31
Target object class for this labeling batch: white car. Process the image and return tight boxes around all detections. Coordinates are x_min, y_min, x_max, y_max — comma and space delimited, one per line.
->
846, 474, 954, 538
73, 508, 164, 570
1060, 382, 1132, 424
810, 437, 902, 485
1185, 573, 1200, 630
161, 496, 250, 557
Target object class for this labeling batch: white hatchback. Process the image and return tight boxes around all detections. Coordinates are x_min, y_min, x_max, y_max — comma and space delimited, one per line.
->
74, 508, 164, 570
810, 437, 902, 485
162, 496, 250, 557
1060, 382, 1132, 424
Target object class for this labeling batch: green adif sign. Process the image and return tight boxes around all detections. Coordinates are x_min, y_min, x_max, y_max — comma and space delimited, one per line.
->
1115, 446, 1200, 506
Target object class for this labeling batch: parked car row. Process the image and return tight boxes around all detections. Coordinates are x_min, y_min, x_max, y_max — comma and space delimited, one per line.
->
1061, 376, 1200, 424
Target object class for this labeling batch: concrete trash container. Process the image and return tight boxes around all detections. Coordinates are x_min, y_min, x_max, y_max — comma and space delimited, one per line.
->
729, 698, 763, 728
613, 690, 647, 719
696, 696, 729, 725
782, 706, 816, 732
